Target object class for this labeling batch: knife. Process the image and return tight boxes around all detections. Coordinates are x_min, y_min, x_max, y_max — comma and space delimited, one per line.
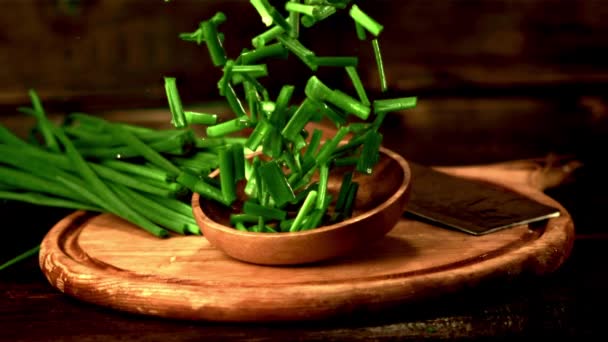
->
405, 162, 561, 235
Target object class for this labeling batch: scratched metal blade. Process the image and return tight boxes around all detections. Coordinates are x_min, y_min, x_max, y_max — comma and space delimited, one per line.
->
405, 162, 561, 235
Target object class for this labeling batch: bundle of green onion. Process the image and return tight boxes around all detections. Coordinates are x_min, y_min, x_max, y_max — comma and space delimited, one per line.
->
165, 0, 417, 232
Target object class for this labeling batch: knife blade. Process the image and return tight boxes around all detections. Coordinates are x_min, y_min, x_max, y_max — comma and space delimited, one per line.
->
406, 162, 561, 235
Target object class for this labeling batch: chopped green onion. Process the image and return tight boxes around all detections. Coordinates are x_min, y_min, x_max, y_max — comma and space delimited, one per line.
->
258, 160, 296, 207
240, 43, 289, 64
315, 126, 349, 165
230, 213, 261, 224
206, 117, 251, 137
372, 38, 388, 92
342, 181, 359, 218
277, 34, 317, 71
281, 98, 317, 142
201, 13, 228, 66
245, 119, 274, 151
285, 2, 317, 16
289, 190, 317, 232
224, 83, 248, 118
164, 77, 187, 128
349, 4, 383, 36
243, 200, 287, 220
252, 26, 285, 48
345, 66, 370, 106
287, 0, 301, 37
354, 21, 366, 40
301, 5, 336, 27
373, 97, 418, 114
250, 0, 274, 26
334, 171, 353, 212
305, 76, 370, 119
177, 171, 229, 206
218, 147, 237, 204
231, 143, 245, 181
356, 131, 382, 175
310, 56, 358, 67
316, 163, 329, 209
184, 111, 218, 125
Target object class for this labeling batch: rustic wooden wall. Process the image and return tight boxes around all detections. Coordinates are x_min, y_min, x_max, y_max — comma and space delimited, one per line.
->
1, 0, 607, 112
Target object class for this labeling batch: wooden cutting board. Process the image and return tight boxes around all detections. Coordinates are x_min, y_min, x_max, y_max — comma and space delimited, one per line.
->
39, 167, 575, 322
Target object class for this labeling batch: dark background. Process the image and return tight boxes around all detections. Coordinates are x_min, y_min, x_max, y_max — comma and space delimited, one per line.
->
1, 0, 608, 340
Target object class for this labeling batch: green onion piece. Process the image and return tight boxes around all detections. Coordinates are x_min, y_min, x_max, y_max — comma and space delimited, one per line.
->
305, 76, 370, 120
218, 60, 234, 96
303, 128, 323, 161
255, 216, 265, 232
250, 0, 273, 26
310, 56, 358, 67
373, 97, 417, 114
177, 171, 229, 206
272, 85, 295, 121
245, 119, 274, 151
240, 43, 289, 65
356, 131, 383, 175
342, 182, 359, 218
372, 38, 388, 92
289, 190, 317, 232
218, 147, 236, 204
164, 77, 187, 128
252, 26, 284, 48
195, 137, 228, 149
230, 213, 261, 225
179, 27, 204, 45
267, 6, 292, 32
349, 4, 384, 36
201, 14, 228, 66
206, 117, 251, 137
0, 245, 40, 272
224, 83, 248, 118
334, 171, 353, 212
276, 34, 317, 71
317, 100, 347, 127
316, 163, 329, 209
287, 0, 300, 37
232, 64, 269, 76
234, 221, 249, 231
345, 66, 370, 106
243, 81, 261, 123
333, 155, 359, 167
301, 5, 336, 27
281, 98, 317, 142
316, 126, 349, 165
285, 2, 317, 16
243, 200, 287, 220
354, 21, 366, 40
231, 143, 245, 181
258, 160, 296, 207
262, 128, 283, 158
184, 111, 218, 126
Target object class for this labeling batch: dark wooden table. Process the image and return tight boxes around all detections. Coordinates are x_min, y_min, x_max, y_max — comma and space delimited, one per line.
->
2, 96, 608, 341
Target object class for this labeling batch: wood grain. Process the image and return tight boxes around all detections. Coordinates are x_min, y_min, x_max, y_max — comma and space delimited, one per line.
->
38, 169, 574, 322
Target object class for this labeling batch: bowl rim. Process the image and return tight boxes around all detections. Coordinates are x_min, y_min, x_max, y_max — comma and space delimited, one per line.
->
192, 146, 411, 238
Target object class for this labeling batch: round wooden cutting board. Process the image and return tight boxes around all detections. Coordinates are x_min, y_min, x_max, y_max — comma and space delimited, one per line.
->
39, 172, 574, 322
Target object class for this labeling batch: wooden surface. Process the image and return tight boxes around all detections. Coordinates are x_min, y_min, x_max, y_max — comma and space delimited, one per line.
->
39, 167, 574, 322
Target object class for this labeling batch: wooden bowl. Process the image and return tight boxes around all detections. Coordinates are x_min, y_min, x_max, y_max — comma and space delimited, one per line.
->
191, 147, 411, 266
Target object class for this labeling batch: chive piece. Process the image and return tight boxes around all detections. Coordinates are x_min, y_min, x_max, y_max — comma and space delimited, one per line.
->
258, 160, 296, 207
245, 119, 274, 151
0, 245, 40, 272
250, 0, 273, 26
301, 5, 336, 27
334, 172, 353, 212
234, 221, 249, 231
287, 0, 300, 37
243, 200, 287, 220
218, 147, 236, 204
184, 111, 218, 126
317, 100, 347, 127
230, 213, 261, 224
252, 26, 285, 48
373, 97, 418, 114
22, 89, 60, 152
354, 21, 366, 40
262, 128, 283, 158
267, 6, 292, 32
345, 66, 370, 106
289, 190, 317, 232
281, 99, 316, 142
243, 81, 261, 123
179, 27, 205, 45
201, 13, 228, 66
206, 117, 251, 137
316, 126, 349, 165
316, 163, 329, 209
106, 123, 182, 176
164, 77, 187, 128
177, 171, 230, 206
343, 182, 359, 218
303, 128, 323, 161
372, 38, 388, 93
273, 85, 296, 121
225, 83, 248, 118
285, 2, 317, 16
356, 131, 383, 175
255, 216, 265, 232
305, 76, 370, 120
276, 34, 317, 71
310, 56, 358, 67
333, 155, 359, 167
232, 143, 245, 181
240, 43, 288, 65
349, 4, 384, 36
